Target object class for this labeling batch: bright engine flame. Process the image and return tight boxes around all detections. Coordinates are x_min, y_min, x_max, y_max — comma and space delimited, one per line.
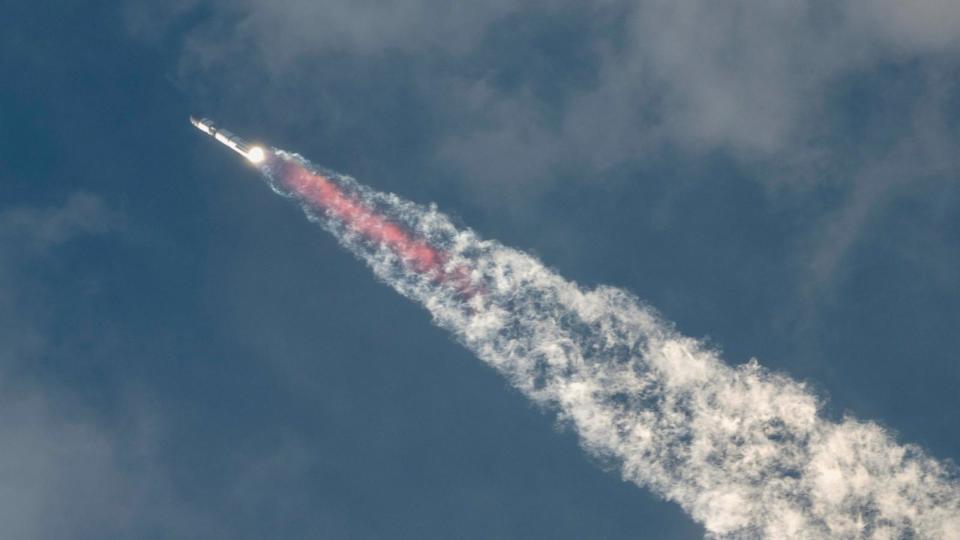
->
247, 146, 266, 164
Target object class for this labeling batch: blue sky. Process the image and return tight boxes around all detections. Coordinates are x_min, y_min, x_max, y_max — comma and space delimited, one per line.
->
2, 1, 959, 538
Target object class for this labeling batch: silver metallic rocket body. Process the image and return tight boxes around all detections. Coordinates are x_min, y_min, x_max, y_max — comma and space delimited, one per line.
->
190, 116, 266, 164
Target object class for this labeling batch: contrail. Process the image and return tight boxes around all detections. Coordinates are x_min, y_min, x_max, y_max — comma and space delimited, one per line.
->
191, 116, 959, 538
255, 151, 960, 538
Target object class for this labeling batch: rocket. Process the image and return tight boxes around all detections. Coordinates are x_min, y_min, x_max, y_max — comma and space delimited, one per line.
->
190, 116, 267, 164
189, 115, 482, 299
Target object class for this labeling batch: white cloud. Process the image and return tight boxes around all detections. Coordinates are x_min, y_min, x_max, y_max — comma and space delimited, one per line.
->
139, 0, 960, 184
432, 1, 960, 179
846, 0, 960, 52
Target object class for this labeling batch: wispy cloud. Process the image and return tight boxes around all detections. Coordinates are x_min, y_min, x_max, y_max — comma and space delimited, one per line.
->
0, 193, 115, 368
0, 195, 201, 538
0, 192, 113, 251
134, 0, 960, 294
139, 0, 960, 170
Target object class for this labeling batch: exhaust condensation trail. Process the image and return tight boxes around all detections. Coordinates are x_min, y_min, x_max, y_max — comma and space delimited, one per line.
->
257, 149, 959, 538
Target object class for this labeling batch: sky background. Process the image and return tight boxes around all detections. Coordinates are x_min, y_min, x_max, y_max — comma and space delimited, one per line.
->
2, 1, 959, 538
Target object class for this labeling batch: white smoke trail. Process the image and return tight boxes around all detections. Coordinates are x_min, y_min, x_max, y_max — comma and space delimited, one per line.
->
264, 152, 960, 539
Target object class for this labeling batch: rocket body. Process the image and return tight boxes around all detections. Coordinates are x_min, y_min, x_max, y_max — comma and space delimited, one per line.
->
190, 116, 266, 164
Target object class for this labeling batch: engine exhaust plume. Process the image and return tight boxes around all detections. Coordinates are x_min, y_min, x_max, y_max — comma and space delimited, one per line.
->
195, 121, 960, 538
